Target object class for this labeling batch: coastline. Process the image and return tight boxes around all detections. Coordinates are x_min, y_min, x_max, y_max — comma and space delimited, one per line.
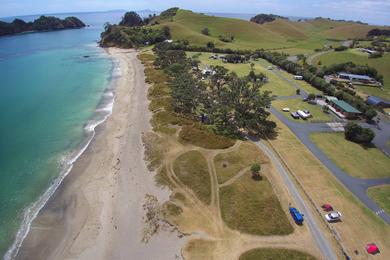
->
11, 48, 184, 260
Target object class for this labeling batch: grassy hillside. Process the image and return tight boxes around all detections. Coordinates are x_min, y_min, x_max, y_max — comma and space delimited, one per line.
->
158, 10, 385, 53
313, 49, 390, 100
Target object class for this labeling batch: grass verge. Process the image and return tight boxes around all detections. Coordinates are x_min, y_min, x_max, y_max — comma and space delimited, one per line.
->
273, 98, 332, 123
219, 174, 293, 235
239, 248, 315, 260
367, 185, 390, 216
310, 133, 390, 178
174, 150, 211, 204
179, 124, 235, 149
214, 142, 268, 184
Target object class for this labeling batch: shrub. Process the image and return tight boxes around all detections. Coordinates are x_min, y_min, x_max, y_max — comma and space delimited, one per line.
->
364, 109, 377, 120
334, 46, 348, 51
201, 27, 210, 35
344, 122, 375, 144
206, 41, 215, 49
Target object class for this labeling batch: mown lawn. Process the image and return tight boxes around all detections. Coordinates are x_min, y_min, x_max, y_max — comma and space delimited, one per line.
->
219, 174, 293, 235
174, 150, 211, 204
310, 133, 390, 179
187, 52, 296, 97
239, 248, 316, 260
273, 98, 332, 123
313, 50, 390, 100
368, 185, 390, 216
214, 142, 268, 184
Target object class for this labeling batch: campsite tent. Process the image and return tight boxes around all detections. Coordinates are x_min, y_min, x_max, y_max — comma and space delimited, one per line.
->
366, 244, 379, 254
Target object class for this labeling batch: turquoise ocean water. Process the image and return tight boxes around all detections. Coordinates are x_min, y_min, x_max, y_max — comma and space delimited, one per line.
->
0, 11, 133, 258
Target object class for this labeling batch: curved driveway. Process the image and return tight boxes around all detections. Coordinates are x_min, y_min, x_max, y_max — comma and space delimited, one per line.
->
270, 107, 390, 224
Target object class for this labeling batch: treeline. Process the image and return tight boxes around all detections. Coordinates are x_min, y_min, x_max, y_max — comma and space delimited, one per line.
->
100, 25, 170, 48
0, 16, 85, 36
100, 9, 178, 48
317, 62, 383, 83
160, 42, 379, 115
367, 29, 390, 37
153, 42, 276, 138
252, 50, 372, 114
250, 14, 288, 24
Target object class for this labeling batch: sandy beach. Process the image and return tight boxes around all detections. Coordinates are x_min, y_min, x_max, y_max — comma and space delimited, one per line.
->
15, 48, 185, 260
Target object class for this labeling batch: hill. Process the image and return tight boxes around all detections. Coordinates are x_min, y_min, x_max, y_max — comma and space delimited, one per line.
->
156, 9, 387, 53
0, 16, 86, 36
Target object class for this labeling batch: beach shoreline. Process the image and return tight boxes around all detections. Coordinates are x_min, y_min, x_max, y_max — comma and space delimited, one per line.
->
13, 48, 185, 260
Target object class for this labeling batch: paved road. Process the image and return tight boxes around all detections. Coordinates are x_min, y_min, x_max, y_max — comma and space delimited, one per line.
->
270, 107, 390, 224
252, 140, 337, 260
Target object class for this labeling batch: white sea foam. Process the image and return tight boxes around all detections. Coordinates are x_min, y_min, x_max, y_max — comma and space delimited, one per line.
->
4, 55, 119, 260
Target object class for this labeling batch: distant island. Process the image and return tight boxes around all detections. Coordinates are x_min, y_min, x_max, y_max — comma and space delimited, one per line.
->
0, 16, 86, 36
250, 14, 288, 24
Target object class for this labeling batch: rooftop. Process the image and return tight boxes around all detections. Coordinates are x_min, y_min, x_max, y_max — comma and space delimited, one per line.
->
338, 72, 373, 81
331, 100, 361, 113
367, 96, 390, 105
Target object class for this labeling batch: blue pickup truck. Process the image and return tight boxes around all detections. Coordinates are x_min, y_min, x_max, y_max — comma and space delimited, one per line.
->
289, 207, 304, 225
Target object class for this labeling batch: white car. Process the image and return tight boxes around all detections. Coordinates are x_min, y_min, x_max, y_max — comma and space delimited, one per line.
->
325, 211, 342, 222
282, 107, 290, 112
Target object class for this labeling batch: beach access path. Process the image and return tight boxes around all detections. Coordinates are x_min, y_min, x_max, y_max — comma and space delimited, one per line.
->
15, 48, 184, 260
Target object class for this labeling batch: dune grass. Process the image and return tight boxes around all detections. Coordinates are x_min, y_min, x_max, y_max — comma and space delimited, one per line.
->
179, 124, 236, 149
174, 151, 211, 204
239, 248, 316, 260
310, 133, 390, 179
214, 142, 268, 184
273, 98, 332, 123
367, 185, 390, 217
219, 173, 293, 235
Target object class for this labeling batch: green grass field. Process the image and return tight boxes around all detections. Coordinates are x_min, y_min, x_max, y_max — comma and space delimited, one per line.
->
187, 52, 297, 97
214, 142, 267, 184
310, 133, 390, 179
219, 174, 293, 235
239, 248, 316, 260
174, 150, 212, 204
367, 185, 390, 216
273, 98, 332, 123
160, 10, 381, 54
313, 50, 390, 100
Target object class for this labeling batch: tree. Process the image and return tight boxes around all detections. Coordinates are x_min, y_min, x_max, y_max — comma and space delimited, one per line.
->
250, 163, 261, 180
344, 122, 375, 144
201, 27, 210, 35
296, 89, 301, 95
364, 109, 377, 121
119, 12, 143, 27
307, 93, 316, 100
322, 105, 330, 114
206, 41, 215, 49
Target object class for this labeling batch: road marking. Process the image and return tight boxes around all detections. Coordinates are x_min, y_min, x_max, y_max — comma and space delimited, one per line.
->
326, 123, 344, 132
376, 209, 385, 215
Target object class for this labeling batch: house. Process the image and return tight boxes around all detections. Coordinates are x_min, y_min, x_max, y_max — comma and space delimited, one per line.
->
330, 100, 362, 119
338, 72, 374, 84
366, 96, 390, 108
164, 39, 173, 43
325, 96, 338, 103
201, 67, 215, 76
294, 75, 303, 80
360, 48, 377, 55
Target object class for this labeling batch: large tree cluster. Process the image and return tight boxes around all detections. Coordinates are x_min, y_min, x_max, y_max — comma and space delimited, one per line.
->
154, 43, 276, 138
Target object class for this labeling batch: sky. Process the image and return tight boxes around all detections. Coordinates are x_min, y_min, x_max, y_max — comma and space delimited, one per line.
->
1, 0, 389, 25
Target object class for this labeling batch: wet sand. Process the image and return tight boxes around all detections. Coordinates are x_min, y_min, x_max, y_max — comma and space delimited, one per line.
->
15, 48, 184, 260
